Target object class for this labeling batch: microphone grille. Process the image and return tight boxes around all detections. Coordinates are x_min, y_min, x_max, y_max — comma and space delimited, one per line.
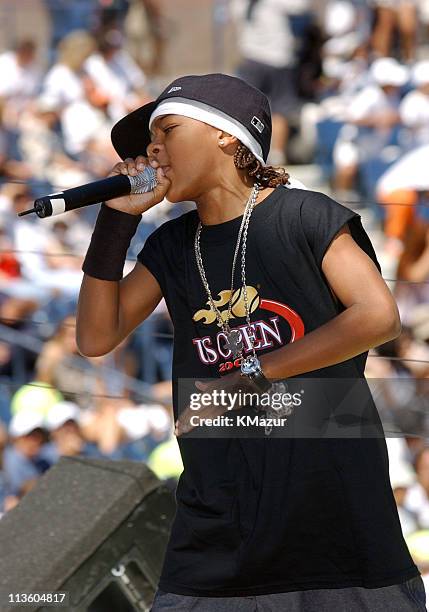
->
128, 166, 158, 194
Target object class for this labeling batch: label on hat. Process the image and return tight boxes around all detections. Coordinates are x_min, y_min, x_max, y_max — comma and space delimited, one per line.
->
251, 116, 265, 133
168, 86, 182, 94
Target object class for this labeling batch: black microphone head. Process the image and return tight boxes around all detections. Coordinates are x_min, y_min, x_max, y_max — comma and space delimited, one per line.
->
33, 197, 54, 218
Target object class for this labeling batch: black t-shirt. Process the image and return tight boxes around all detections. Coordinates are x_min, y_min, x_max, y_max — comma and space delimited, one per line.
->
137, 186, 419, 597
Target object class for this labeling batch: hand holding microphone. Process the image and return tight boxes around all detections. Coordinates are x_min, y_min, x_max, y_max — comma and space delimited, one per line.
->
104, 156, 171, 216
18, 156, 171, 219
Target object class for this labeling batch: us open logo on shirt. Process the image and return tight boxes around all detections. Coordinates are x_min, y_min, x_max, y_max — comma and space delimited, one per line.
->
192, 285, 305, 372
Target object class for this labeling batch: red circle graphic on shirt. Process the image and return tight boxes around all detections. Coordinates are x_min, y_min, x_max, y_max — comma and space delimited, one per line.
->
259, 299, 305, 342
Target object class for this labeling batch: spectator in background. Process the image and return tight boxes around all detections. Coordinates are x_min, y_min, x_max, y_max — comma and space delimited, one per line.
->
42, 30, 96, 107
232, 0, 301, 165
2, 187, 83, 303
78, 397, 129, 459
17, 94, 88, 191
42, 30, 112, 161
35, 315, 103, 407
394, 199, 429, 326
376, 146, 429, 255
42, 400, 101, 461
84, 29, 152, 123
390, 461, 419, 536
371, 0, 418, 62
123, 0, 167, 76
34, 314, 140, 408
323, 1, 360, 72
400, 60, 429, 150
0, 40, 41, 115
409, 303, 429, 349
0, 219, 20, 282
405, 530, 429, 601
2, 411, 51, 512
0, 99, 33, 182
332, 56, 408, 196
117, 401, 172, 461
45, 0, 99, 53
404, 446, 429, 529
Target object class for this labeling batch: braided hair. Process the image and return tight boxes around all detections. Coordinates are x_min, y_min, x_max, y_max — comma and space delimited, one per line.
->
233, 143, 290, 188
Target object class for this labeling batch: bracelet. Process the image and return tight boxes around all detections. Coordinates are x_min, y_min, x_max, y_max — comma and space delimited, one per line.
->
82, 204, 142, 281
240, 355, 272, 394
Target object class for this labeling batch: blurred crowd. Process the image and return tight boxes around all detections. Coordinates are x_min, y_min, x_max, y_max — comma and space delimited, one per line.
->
0, 0, 428, 588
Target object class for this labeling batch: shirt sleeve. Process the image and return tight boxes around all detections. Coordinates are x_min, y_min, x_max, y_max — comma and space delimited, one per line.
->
347, 86, 380, 121
136, 225, 166, 292
299, 191, 382, 274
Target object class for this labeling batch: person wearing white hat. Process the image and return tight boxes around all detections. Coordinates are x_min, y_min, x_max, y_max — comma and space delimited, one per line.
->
45, 400, 80, 431
2, 411, 50, 511
231, 0, 302, 166
42, 401, 89, 461
332, 57, 409, 194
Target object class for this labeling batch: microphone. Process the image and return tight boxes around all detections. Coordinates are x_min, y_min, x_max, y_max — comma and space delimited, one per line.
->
18, 166, 158, 218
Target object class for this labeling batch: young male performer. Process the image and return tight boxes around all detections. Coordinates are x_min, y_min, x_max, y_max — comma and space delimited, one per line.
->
76, 73, 427, 611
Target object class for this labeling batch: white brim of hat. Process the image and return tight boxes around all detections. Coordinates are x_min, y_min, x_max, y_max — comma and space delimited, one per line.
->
9, 410, 46, 437
149, 97, 266, 166
412, 60, 429, 86
371, 58, 409, 87
45, 401, 80, 431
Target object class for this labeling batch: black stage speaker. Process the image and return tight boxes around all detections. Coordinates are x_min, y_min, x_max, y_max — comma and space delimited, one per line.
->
0, 457, 177, 611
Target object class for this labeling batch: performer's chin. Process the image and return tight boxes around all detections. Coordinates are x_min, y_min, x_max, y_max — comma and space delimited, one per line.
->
166, 184, 188, 204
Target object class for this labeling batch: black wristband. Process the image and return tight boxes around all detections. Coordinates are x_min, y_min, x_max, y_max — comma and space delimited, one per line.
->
82, 204, 142, 281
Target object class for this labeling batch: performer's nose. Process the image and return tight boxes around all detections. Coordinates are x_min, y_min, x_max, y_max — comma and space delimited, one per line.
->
147, 142, 161, 158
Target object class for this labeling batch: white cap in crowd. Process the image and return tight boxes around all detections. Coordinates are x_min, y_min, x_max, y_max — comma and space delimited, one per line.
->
324, 1, 356, 38
45, 401, 80, 431
117, 404, 171, 440
8, 411, 46, 438
370, 57, 409, 87
412, 60, 429, 87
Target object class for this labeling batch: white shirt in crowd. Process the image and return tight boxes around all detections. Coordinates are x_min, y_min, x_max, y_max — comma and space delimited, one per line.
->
0, 51, 41, 100
403, 482, 429, 529
84, 50, 147, 122
400, 89, 429, 147
231, 0, 297, 68
61, 100, 109, 156
42, 63, 85, 106
346, 84, 401, 122
7, 217, 83, 298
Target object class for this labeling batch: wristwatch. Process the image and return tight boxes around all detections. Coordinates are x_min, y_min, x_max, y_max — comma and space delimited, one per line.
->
240, 355, 272, 393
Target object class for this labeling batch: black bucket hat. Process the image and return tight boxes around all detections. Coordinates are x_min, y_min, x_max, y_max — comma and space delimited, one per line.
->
111, 73, 272, 163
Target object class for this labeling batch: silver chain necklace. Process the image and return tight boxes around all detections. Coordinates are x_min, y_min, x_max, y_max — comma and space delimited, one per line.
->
194, 183, 259, 361
194, 184, 293, 435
